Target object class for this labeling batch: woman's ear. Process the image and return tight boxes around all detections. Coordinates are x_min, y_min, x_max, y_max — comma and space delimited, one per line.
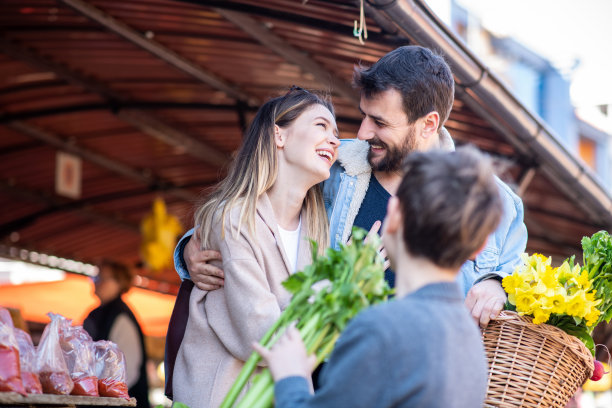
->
274, 125, 285, 148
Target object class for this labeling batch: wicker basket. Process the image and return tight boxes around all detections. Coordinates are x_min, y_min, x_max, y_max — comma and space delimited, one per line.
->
481, 311, 594, 408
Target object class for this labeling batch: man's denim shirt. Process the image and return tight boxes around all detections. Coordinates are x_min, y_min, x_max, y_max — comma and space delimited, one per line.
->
322, 150, 528, 296
175, 139, 528, 296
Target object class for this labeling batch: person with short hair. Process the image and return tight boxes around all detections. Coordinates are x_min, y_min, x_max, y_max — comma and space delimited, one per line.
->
83, 260, 149, 408
255, 146, 502, 408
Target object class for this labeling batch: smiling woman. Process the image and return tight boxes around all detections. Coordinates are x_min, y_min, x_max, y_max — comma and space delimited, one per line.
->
169, 87, 340, 408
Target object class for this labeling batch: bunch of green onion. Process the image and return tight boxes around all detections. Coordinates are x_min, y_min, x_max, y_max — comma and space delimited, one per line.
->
220, 227, 392, 408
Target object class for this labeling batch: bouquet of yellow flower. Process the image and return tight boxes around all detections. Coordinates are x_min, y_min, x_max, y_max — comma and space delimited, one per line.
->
502, 230, 612, 354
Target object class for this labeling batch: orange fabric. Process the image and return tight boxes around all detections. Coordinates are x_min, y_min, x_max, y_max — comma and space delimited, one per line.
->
0, 274, 173, 337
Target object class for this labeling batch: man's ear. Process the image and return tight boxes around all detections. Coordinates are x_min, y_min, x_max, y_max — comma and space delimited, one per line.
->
274, 124, 285, 148
383, 196, 402, 236
420, 111, 440, 139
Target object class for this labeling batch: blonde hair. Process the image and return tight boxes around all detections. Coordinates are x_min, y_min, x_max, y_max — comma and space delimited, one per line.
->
195, 88, 333, 254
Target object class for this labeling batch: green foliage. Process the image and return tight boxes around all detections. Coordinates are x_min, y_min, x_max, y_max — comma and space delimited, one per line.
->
582, 230, 612, 325
551, 230, 612, 355
554, 315, 595, 353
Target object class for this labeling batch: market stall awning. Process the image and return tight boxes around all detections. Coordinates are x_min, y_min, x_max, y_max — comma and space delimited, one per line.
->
0, 273, 174, 337
1, 0, 610, 288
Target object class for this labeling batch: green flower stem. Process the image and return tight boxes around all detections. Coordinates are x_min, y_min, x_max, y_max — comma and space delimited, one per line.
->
225, 307, 323, 407
305, 324, 331, 354
235, 321, 331, 408
219, 355, 261, 408
297, 313, 321, 340
316, 332, 340, 365
236, 371, 272, 408
219, 316, 284, 408
249, 379, 275, 408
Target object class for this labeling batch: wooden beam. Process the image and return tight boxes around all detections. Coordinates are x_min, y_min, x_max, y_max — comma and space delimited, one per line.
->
57, 0, 257, 105
0, 35, 124, 103
216, 9, 360, 104
0, 102, 361, 126
0, 102, 256, 123
0, 36, 231, 168
117, 110, 228, 167
0, 179, 139, 235
517, 166, 537, 196
7, 121, 198, 202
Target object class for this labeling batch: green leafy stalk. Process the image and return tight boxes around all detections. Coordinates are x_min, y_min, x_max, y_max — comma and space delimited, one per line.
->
582, 231, 612, 325
235, 371, 272, 408
220, 227, 392, 408
219, 316, 285, 408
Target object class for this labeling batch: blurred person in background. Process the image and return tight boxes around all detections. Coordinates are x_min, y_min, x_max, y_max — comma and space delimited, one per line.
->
84, 260, 150, 408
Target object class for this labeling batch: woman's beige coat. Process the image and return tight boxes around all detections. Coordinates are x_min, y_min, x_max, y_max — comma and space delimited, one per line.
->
172, 193, 312, 408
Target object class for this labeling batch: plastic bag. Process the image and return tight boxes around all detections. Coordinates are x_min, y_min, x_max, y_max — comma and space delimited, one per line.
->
94, 340, 129, 399
13, 328, 42, 394
0, 307, 26, 395
57, 319, 98, 397
35, 313, 74, 395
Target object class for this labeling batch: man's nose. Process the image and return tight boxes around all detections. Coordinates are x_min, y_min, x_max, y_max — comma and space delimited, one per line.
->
357, 119, 373, 141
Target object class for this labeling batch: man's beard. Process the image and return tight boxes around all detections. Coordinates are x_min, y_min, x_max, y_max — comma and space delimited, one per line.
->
367, 127, 417, 172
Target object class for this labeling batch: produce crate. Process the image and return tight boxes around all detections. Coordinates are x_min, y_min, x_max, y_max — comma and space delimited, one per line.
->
481, 311, 593, 408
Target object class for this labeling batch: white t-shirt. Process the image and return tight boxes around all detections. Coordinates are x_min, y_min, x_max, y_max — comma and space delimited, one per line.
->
277, 219, 301, 273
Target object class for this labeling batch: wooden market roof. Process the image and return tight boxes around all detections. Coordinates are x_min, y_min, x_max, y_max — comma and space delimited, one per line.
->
1, 0, 611, 294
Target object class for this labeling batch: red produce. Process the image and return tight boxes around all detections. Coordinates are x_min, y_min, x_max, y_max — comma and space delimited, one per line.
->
98, 378, 129, 399
21, 371, 42, 394
39, 371, 73, 395
590, 360, 606, 381
0, 345, 26, 395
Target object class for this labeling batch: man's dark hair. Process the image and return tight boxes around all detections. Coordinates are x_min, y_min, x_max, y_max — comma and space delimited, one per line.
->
353, 45, 454, 128
396, 146, 502, 269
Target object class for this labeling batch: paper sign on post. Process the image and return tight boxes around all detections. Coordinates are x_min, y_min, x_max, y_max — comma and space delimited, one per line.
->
55, 151, 82, 199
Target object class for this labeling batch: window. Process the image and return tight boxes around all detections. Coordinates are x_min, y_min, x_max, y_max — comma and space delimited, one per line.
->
578, 136, 597, 170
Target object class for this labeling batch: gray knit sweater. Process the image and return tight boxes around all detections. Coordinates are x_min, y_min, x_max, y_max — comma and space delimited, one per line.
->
275, 282, 488, 408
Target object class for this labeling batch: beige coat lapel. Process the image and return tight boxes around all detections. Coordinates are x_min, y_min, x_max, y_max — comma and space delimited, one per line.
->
256, 192, 312, 274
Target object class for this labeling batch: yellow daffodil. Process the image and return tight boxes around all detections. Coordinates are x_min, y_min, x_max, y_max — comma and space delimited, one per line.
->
532, 308, 551, 324
585, 291, 601, 307
557, 261, 574, 285
566, 292, 588, 318
503, 252, 605, 339
585, 309, 601, 327
531, 280, 548, 295
502, 273, 522, 294
515, 287, 537, 315
542, 290, 567, 314
540, 264, 558, 289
